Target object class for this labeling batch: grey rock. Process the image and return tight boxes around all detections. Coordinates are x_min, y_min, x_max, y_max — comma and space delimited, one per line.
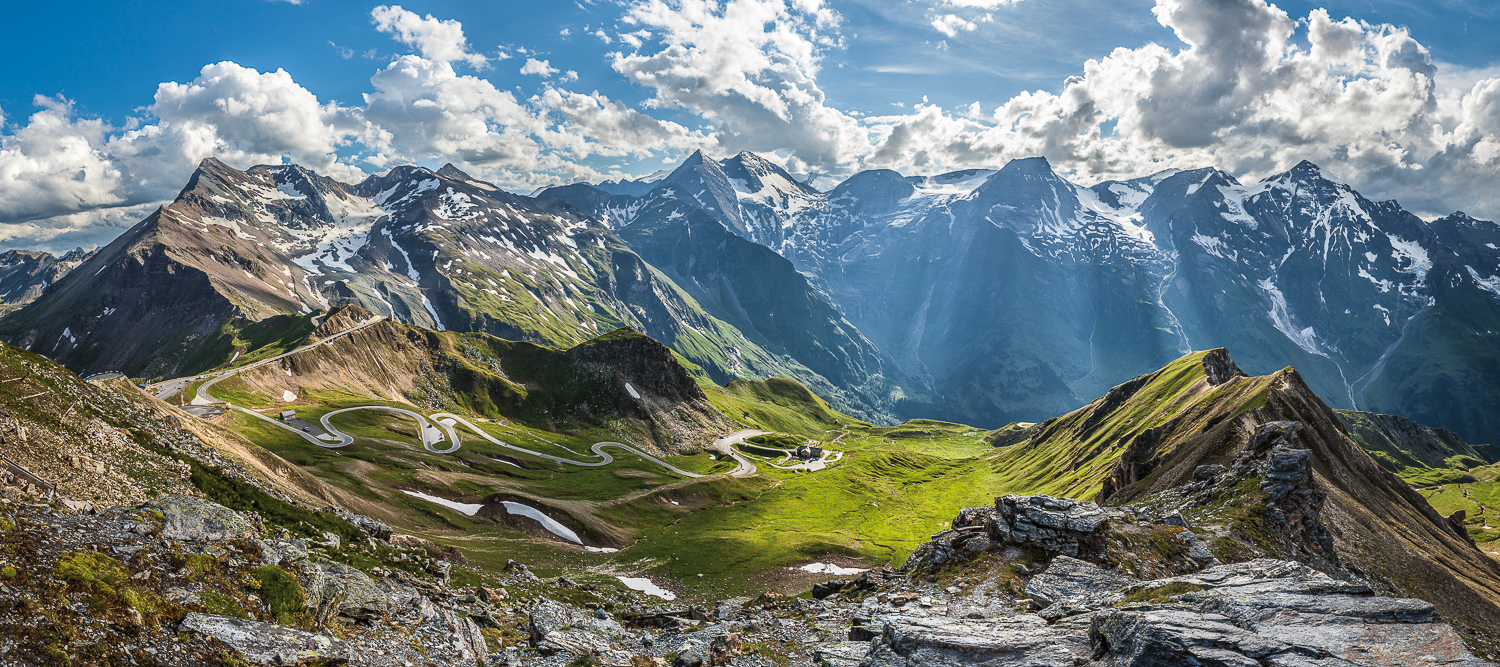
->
179, 612, 346, 664
674, 639, 707, 667
1092, 608, 1279, 667
812, 641, 870, 667
254, 538, 309, 567
871, 612, 1093, 667
983, 494, 1111, 559
1193, 464, 1226, 481
1025, 555, 1138, 609
1089, 559, 1497, 667
1160, 510, 1189, 528
302, 560, 420, 621
529, 598, 619, 656
529, 598, 573, 643
951, 506, 995, 529
145, 495, 258, 542
346, 513, 394, 541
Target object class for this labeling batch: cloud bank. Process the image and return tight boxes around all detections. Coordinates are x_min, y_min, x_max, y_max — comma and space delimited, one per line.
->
2, 0, 1498, 252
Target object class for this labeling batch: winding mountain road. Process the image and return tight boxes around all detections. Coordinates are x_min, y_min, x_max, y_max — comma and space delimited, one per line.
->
184, 316, 752, 478
710, 430, 767, 476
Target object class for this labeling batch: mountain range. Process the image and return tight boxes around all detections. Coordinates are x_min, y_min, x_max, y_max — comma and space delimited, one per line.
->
544, 151, 1500, 445
4, 150, 1500, 445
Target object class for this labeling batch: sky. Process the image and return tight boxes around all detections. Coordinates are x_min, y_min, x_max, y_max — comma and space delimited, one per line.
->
2, 0, 1499, 253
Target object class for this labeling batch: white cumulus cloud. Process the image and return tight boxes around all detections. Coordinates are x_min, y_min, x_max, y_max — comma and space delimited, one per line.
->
520, 58, 559, 77
7, 0, 1500, 253
930, 14, 976, 37
372, 5, 489, 67
0, 63, 363, 251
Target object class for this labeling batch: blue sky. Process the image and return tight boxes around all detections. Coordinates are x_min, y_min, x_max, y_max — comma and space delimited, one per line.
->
6, 1, 1496, 126
2, 0, 1499, 251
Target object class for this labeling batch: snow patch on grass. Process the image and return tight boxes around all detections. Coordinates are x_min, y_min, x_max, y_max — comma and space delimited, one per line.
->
401, 490, 482, 516
617, 576, 675, 600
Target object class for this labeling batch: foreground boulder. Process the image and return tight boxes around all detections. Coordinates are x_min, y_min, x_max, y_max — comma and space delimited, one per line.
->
876, 498, 1498, 667
146, 494, 261, 542
850, 557, 1495, 666
303, 560, 423, 621
906, 494, 1123, 571
179, 613, 348, 664
1089, 559, 1487, 666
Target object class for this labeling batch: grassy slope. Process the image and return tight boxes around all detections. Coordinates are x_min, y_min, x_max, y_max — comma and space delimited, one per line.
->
198, 329, 1500, 641
1339, 409, 1500, 551
199, 320, 1024, 596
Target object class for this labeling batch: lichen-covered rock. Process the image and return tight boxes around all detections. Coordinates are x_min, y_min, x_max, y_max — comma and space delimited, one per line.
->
145, 494, 259, 542
178, 612, 347, 664
254, 538, 309, 567
1025, 555, 1138, 608
529, 598, 622, 656
1088, 559, 1494, 667
302, 560, 421, 621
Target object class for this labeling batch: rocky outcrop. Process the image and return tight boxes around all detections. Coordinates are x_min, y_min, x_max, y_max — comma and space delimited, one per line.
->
146, 494, 261, 542
528, 598, 626, 657
989, 495, 1115, 558
1247, 422, 1338, 559
1201, 347, 1246, 386
1089, 560, 1491, 667
906, 494, 1118, 571
179, 613, 347, 664
855, 556, 1495, 667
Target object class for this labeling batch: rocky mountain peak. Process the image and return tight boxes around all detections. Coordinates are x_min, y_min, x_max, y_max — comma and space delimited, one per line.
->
659, 149, 721, 184
965, 156, 1086, 235
1266, 159, 1348, 193
435, 163, 472, 181
721, 151, 821, 198
652, 149, 745, 234
1200, 347, 1246, 385
175, 156, 262, 201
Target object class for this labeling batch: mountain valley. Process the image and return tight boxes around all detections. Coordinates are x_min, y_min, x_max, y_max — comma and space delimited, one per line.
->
4, 152, 1500, 665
